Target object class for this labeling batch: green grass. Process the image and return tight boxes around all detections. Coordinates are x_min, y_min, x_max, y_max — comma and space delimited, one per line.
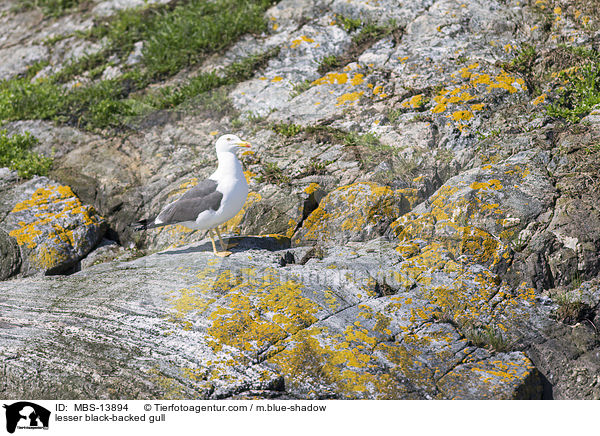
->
141, 49, 278, 110
14, 0, 82, 17
0, 72, 144, 130
548, 62, 600, 122
0, 0, 279, 131
0, 130, 52, 178
85, 0, 275, 80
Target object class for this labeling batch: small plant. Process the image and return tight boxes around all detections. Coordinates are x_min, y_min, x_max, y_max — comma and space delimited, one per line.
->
386, 108, 403, 123
462, 323, 512, 352
256, 161, 290, 185
335, 15, 362, 33
553, 292, 594, 325
352, 20, 397, 46
0, 130, 52, 178
291, 80, 312, 97
456, 55, 469, 64
510, 233, 528, 252
317, 55, 343, 74
272, 123, 303, 137
342, 131, 380, 149
506, 44, 537, 74
299, 159, 331, 177
548, 62, 600, 122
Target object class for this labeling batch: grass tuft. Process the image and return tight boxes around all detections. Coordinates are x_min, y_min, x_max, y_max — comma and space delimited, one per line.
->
0, 130, 52, 178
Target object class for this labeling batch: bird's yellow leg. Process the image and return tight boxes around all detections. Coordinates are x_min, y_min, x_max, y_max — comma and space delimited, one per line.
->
212, 228, 232, 257
208, 229, 219, 255
216, 226, 238, 250
215, 226, 227, 251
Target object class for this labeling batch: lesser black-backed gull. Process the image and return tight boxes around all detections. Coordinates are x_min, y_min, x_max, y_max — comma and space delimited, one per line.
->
134, 134, 251, 257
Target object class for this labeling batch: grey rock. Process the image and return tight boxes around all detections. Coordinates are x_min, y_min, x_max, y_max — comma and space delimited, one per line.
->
92, 0, 174, 17
1, 177, 106, 275
0, 228, 21, 280
0, 237, 540, 399
0, 45, 49, 80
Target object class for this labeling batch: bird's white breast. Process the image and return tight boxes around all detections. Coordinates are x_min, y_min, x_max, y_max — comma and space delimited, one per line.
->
217, 176, 248, 223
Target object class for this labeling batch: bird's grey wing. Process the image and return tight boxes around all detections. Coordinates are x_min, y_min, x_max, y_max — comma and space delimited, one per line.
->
156, 183, 223, 225
179, 178, 219, 201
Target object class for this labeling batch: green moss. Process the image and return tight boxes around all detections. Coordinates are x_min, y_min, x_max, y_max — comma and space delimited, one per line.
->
0, 130, 52, 178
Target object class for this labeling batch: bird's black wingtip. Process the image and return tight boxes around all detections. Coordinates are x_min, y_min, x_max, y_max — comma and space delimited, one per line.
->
131, 218, 155, 232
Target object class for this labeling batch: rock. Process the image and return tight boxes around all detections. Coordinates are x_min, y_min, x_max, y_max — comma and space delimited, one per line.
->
0, 167, 18, 187
331, 0, 434, 27
126, 41, 145, 66
1, 0, 600, 400
391, 150, 557, 272
231, 18, 352, 117
0, 237, 541, 399
0, 228, 21, 280
294, 181, 410, 246
0, 45, 49, 80
1, 178, 106, 275
79, 238, 125, 269
92, 0, 174, 17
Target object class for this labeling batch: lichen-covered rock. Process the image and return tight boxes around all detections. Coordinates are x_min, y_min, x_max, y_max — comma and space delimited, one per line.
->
231, 18, 352, 117
2, 178, 106, 275
0, 228, 21, 280
391, 151, 557, 272
0, 237, 542, 400
294, 181, 410, 246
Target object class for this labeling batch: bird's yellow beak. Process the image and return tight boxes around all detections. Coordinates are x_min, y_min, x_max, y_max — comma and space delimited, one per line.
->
237, 141, 251, 148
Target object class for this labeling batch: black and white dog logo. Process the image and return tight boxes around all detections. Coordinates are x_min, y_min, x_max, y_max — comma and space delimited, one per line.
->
3, 402, 50, 434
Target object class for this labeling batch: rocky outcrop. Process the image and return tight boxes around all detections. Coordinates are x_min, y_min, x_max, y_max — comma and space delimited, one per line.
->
293, 182, 410, 246
1, 177, 106, 275
0, 237, 543, 399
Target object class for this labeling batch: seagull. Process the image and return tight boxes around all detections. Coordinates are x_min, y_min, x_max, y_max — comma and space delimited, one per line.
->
134, 134, 251, 257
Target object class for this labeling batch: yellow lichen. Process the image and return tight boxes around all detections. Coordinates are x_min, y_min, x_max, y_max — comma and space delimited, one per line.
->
336, 91, 364, 106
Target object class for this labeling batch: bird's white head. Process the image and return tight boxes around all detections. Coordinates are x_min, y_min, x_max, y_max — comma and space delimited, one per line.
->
215, 134, 251, 153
